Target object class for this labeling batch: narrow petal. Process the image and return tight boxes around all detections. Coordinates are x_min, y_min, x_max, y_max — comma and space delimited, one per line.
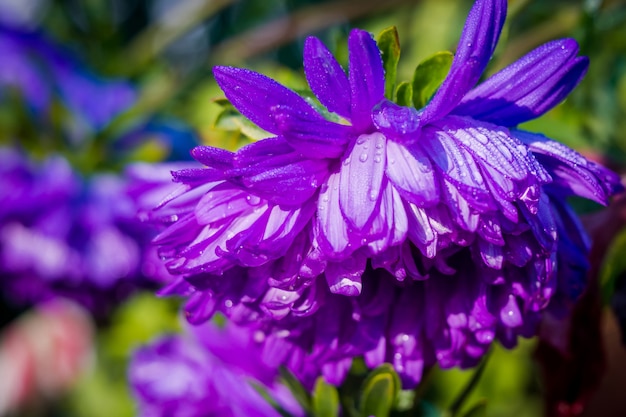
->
420, 0, 506, 123
420, 126, 494, 212
365, 181, 408, 254
348, 29, 385, 130
257, 202, 316, 255
316, 172, 353, 256
476, 238, 504, 269
191, 146, 234, 169
442, 179, 480, 232
339, 132, 387, 230
513, 129, 622, 204
171, 167, 226, 185
274, 108, 351, 159
213, 66, 323, 135
195, 185, 261, 225
372, 99, 421, 137
500, 294, 523, 328
431, 117, 550, 213
405, 202, 437, 258
325, 253, 366, 296
386, 141, 439, 207
230, 138, 330, 206
455, 39, 588, 126
303, 36, 351, 118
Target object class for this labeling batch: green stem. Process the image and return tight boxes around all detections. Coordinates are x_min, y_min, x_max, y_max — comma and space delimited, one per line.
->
447, 349, 492, 417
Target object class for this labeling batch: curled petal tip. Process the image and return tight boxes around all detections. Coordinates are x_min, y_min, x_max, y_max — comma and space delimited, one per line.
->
372, 100, 421, 137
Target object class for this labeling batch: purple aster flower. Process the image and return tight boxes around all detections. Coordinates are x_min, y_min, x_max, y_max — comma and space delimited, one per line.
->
0, 148, 162, 317
149, 0, 622, 386
129, 321, 303, 417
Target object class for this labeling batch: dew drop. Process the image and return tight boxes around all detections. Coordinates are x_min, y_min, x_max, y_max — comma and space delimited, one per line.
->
374, 156, 382, 163
253, 331, 266, 343
359, 153, 368, 162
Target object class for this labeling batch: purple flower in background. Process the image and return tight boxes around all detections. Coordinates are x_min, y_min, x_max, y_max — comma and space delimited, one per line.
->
129, 321, 303, 417
0, 148, 162, 316
149, 0, 622, 386
0, 25, 135, 129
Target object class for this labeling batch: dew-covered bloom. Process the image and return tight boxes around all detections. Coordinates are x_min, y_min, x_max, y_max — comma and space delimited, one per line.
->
129, 321, 303, 417
0, 24, 135, 128
150, 0, 622, 386
0, 148, 161, 316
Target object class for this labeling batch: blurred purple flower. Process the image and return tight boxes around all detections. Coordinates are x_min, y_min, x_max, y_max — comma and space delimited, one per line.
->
148, 0, 622, 386
0, 148, 161, 316
0, 25, 135, 129
129, 321, 303, 417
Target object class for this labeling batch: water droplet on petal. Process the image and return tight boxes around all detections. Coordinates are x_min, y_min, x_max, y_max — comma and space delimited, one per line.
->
359, 153, 368, 162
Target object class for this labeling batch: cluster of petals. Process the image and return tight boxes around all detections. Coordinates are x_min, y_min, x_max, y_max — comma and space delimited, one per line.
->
0, 148, 163, 315
151, 0, 622, 385
129, 321, 302, 417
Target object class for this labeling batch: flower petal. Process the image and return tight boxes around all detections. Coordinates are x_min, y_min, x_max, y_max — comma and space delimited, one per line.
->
420, 126, 494, 212
316, 172, 353, 257
303, 36, 351, 118
339, 132, 387, 230
371, 99, 421, 137
195, 184, 261, 225
213, 66, 323, 135
386, 141, 439, 207
405, 202, 437, 258
455, 39, 588, 126
420, 0, 506, 123
230, 138, 330, 206
365, 181, 408, 254
325, 253, 366, 296
274, 108, 351, 159
513, 129, 622, 204
191, 146, 234, 169
348, 29, 385, 130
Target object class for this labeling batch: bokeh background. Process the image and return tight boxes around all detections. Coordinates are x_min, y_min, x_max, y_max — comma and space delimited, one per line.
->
2, 0, 626, 416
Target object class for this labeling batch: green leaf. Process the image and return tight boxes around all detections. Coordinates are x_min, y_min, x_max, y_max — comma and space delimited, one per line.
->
376, 26, 401, 100
600, 227, 626, 304
395, 82, 413, 107
312, 377, 340, 417
461, 400, 487, 417
412, 51, 453, 109
279, 367, 312, 414
359, 364, 401, 417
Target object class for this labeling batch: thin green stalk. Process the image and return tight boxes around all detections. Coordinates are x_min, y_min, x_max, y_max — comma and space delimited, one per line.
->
447, 349, 492, 417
